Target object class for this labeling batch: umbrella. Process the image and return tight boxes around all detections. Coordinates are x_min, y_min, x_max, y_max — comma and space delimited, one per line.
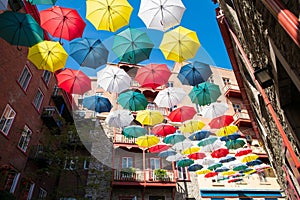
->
188, 152, 206, 160
179, 120, 205, 133
69, 38, 109, 69
219, 155, 236, 163
166, 153, 184, 162
136, 110, 164, 126
0, 11, 44, 49
254, 163, 271, 171
215, 166, 230, 173
177, 159, 194, 168
201, 103, 229, 119
228, 178, 243, 183
168, 106, 197, 123
200, 158, 217, 166
196, 169, 211, 175
158, 150, 177, 158
97, 66, 131, 93
163, 133, 186, 145
204, 171, 218, 178
209, 115, 234, 129
216, 125, 239, 137
188, 130, 211, 141
188, 164, 203, 172
220, 132, 241, 142
159, 26, 200, 63
112, 27, 154, 64
105, 109, 134, 128
148, 143, 170, 153
189, 82, 221, 106
221, 170, 236, 176
200, 140, 224, 153
233, 164, 248, 171
134, 63, 171, 89
241, 154, 259, 163
123, 125, 147, 138
177, 61, 212, 86
171, 140, 193, 151
27, 0, 57, 5
225, 139, 246, 150
82, 95, 112, 113
181, 146, 200, 155
138, 0, 186, 32
208, 162, 222, 171
151, 124, 176, 137
211, 148, 229, 159
197, 137, 218, 147
28, 41, 68, 72
154, 87, 186, 108
86, 0, 133, 32
40, 6, 86, 41
117, 90, 148, 111
136, 135, 160, 148
56, 68, 91, 94
0, 0, 7, 10
235, 148, 252, 157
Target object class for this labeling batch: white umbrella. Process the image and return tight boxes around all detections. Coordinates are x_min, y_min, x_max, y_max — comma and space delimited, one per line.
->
138, 0, 186, 32
105, 109, 134, 128
166, 153, 184, 162
0, 0, 8, 10
200, 140, 225, 153
199, 157, 217, 166
154, 87, 186, 108
201, 102, 229, 118
171, 139, 193, 151
97, 66, 131, 93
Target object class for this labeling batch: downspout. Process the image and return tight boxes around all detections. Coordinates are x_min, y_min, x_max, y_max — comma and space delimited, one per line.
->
218, 11, 300, 169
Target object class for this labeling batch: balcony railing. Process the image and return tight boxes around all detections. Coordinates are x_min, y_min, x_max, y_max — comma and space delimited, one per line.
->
146, 104, 168, 115
223, 84, 241, 98
233, 111, 250, 121
114, 134, 137, 144
51, 86, 73, 122
41, 106, 63, 133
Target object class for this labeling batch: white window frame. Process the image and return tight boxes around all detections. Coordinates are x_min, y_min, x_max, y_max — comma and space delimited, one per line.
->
9, 173, 20, 193
149, 158, 161, 170
167, 81, 174, 87
38, 187, 47, 199
121, 157, 133, 169
42, 70, 51, 85
83, 159, 90, 170
232, 103, 242, 113
177, 167, 189, 180
0, 104, 16, 135
33, 89, 44, 111
18, 125, 32, 152
18, 65, 32, 91
27, 182, 35, 200
222, 77, 231, 85
64, 157, 78, 170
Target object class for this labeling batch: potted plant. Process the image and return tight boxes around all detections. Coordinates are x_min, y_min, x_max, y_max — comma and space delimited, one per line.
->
121, 167, 136, 178
154, 169, 167, 181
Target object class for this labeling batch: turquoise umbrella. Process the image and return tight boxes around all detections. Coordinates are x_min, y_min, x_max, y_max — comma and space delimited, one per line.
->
123, 125, 147, 138
27, 0, 57, 4
207, 162, 222, 171
225, 139, 246, 150
177, 159, 194, 168
189, 82, 221, 106
158, 150, 177, 158
117, 90, 148, 111
112, 27, 154, 64
197, 137, 218, 147
163, 133, 186, 145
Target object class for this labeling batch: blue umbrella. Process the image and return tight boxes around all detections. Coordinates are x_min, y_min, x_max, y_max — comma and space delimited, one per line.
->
158, 150, 177, 158
219, 155, 236, 163
215, 166, 230, 172
70, 38, 109, 69
246, 159, 262, 166
220, 132, 241, 142
188, 130, 211, 141
82, 95, 112, 113
177, 61, 212, 86
188, 164, 203, 171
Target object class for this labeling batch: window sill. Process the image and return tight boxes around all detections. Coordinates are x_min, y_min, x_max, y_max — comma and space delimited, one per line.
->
0, 130, 9, 140
17, 146, 28, 157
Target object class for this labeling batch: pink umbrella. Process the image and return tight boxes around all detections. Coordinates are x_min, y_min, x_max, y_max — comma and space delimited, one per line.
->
209, 115, 234, 129
168, 106, 197, 122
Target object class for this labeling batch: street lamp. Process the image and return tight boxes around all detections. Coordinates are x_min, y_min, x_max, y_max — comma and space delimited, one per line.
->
254, 67, 273, 89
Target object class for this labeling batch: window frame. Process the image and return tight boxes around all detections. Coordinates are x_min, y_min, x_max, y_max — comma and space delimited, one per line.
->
26, 182, 35, 200
17, 65, 32, 92
38, 187, 47, 199
17, 125, 32, 152
222, 77, 231, 85
32, 89, 44, 112
149, 158, 161, 170
232, 103, 242, 113
0, 104, 16, 136
121, 156, 134, 169
42, 70, 51, 86
64, 157, 78, 170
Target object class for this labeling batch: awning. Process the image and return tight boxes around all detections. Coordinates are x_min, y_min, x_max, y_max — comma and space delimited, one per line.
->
200, 189, 283, 198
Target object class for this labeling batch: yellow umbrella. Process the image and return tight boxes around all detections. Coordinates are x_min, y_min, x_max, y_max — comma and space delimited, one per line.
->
86, 0, 133, 32
215, 125, 239, 137
28, 41, 68, 72
221, 170, 236, 176
159, 26, 200, 63
196, 169, 211, 175
136, 110, 164, 126
241, 154, 259, 163
181, 146, 200, 155
179, 120, 205, 133
136, 135, 160, 148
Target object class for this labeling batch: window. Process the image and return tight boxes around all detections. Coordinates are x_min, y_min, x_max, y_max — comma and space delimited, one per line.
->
208, 75, 214, 83
18, 66, 32, 91
18, 126, 32, 152
149, 196, 165, 200
0, 104, 16, 135
26, 182, 35, 200
232, 103, 242, 112
64, 157, 78, 170
83, 159, 90, 170
42, 70, 51, 85
149, 158, 161, 170
167, 81, 174, 87
95, 92, 103, 96
195, 104, 203, 114
177, 167, 189, 180
222, 77, 230, 85
33, 89, 44, 111
122, 157, 133, 168
4, 172, 20, 193
38, 188, 47, 199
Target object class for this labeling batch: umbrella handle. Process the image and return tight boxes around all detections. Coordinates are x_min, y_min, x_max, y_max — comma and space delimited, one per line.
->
17, 45, 22, 51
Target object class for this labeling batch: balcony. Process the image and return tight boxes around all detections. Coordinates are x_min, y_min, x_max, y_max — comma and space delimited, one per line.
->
113, 133, 138, 148
41, 106, 63, 134
28, 145, 50, 168
51, 86, 73, 122
233, 111, 251, 127
223, 84, 242, 98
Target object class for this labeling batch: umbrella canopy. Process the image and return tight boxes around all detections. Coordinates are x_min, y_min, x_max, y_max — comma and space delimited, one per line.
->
188, 130, 211, 141
97, 66, 131, 93
241, 154, 259, 163
82, 95, 112, 113
56, 68, 91, 94
179, 120, 205, 133
148, 143, 170, 153
105, 109, 134, 128
200, 157, 217, 166
208, 162, 223, 171
177, 158, 194, 168
188, 152, 206, 160
178, 61, 212, 86
151, 123, 176, 137
166, 153, 184, 162
168, 106, 196, 123
154, 87, 186, 108
69, 38, 109, 69
220, 132, 241, 142
134, 63, 171, 89
163, 133, 186, 145
201, 102, 229, 119
40, 6, 86, 41
123, 125, 147, 138
200, 140, 224, 153
159, 26, 200, 63
196, 169, 211, 175
28, 41, 68, 72
215, 166, 230, 173
0, 0, 8, 10
86, 0, 133, 32
254, 163, 271, 171
211, 148, 229, 159
215, 125, 239, 137
235, 148, 252, 157
112, 27, 154, 64
136, 135, 160, 148
197, 137, 218, 147
204, 171, 218, 178
171, 140, 193, 151
246, 159, 262, 166
158, 150, 177, 158
188, 164, 203, 172
189, 82, 221, 106
117, 90, 148, 111
233, 164, 248, 171
181, 146, 200, 155
219, 155, 236, 163
209, 115, 234, 129
136, 110, 164, 126
222, 170, 236, 176
0, 11, 44, 48
228, 178, 243, 183
27, 0, 57, 5
225, 139, 246, 150
138, 0, 186, 32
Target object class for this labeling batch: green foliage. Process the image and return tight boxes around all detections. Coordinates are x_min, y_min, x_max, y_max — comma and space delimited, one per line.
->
121, 167, 136, 174
154, 169, 167, 180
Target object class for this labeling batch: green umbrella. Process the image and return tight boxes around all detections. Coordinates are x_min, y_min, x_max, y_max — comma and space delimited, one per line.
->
225, 139, 246, 150
112, 27, 154, 64
188, 82, 221, 106
123, 125, 147, 138
177, 159, 194, 168
118, 90, 148, 111
0, 11, 44, 49
197, 137, 218, 147
233, 164, 248, 171
207, 162, 222, 171
27, 0, 57, 4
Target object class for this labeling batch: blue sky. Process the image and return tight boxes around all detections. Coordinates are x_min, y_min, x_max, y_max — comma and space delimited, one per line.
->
37, 0, 232, 76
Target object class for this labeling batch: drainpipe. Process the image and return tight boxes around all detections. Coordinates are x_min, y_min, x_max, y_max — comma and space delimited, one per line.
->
217, 11, 300, 169
260, 0, 300, 47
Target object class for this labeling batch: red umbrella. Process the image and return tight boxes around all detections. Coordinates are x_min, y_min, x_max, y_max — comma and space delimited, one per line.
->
188, 152, 206, 160
151, 123, 177, 137
134, 63, 171, 89
148, 143, 170, 153
204, 171, 218, 178
168, 106, 197, 122
209, 115, 234, 129
211, 148, 229, 158
235, 148, 252, 157
56, 68, 91, 94
40, 6, 86, 41
228, 178, 243, 183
